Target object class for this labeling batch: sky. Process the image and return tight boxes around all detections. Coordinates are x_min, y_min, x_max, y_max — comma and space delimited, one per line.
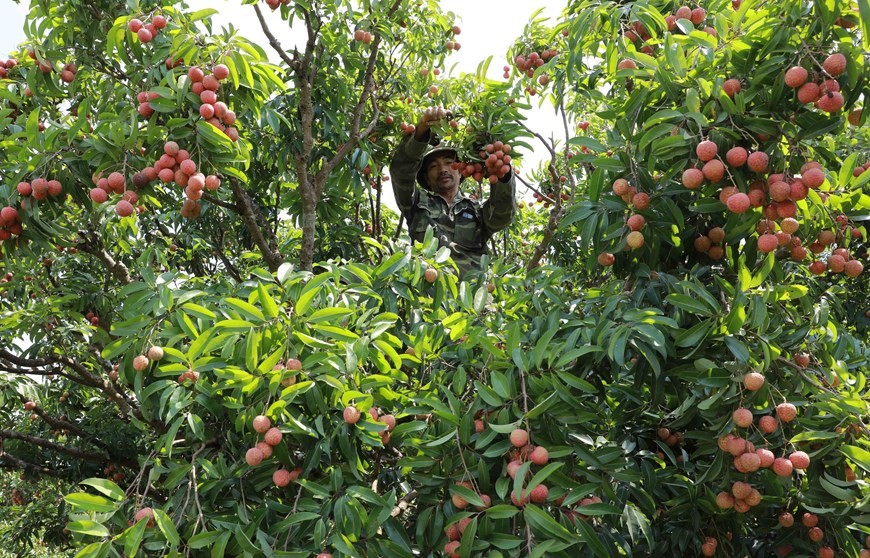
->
0, 0, 569, 205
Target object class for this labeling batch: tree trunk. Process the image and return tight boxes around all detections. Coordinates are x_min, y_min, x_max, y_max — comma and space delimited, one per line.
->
299, 178, 318, 271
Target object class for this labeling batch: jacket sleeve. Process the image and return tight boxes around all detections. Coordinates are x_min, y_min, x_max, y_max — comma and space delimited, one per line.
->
481, 171, 517, 234
389, 134, 429, 217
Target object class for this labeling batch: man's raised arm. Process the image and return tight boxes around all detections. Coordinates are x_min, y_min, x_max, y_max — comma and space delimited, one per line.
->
481, 171, 517, 234
389, 107, 448, 215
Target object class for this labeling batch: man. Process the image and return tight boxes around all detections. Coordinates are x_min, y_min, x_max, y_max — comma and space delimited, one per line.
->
389, 107, 516, 276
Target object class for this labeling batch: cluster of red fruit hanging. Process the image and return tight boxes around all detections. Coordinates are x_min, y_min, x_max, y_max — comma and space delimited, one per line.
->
127, 13, 168, 44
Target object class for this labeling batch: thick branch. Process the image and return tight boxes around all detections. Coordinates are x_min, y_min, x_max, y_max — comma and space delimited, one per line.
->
318, 0, 403, 182
76, 230, 132, 284
201, 191, 238, 210
229, 178, 283, 272
0, 429, 135, 467
253, 4, 297, 68
0, 451, 67, 478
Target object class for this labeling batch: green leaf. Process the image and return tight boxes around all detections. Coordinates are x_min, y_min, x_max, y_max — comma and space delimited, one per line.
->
79, 478, 125, 501
224, 297, 265, 322
523, 504, 579, 544
64, 493, 117, 513
841, 445, 870, 473
153, 508, 180, 546
66, 520, 110, 537
189, 531, 224, 549
295, 273, 333, 315
257, 283, 281, 319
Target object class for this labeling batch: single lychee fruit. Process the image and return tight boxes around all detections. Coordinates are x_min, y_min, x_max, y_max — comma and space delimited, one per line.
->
731, 481, 752, 499
801, 512, 818, 527
759, 415, 778, 433
510, 429, 529, 447
708, 227, 725, 244
739, 452, 761, 472
756, 448, 775, 468
530, 484, 549, 504
784, 66, 808, 88
255, 441, 273, 459
726, 193, 751, 214
844, 259, 864, 277
682, 168, 704, 189
253, 415, 271, 433
758, 234, 778, 253
797, 82, 821, 103
343, 406, 361, 424
702, 160, 725, 182
818, 91, 845, 112
133, 355, 150, 372
733, 407, 753, 428
597, 252, 615, 266
723, 79, 741, 97
627, 214, 646, 231
626, 231, 645, 249
726, 147, 748, 167
273, 468, 291, 487
789, 451, 810, 469
147, 346, 165, 361
134, 507, 155, 527
743, 371, 765, 391
245, 447, 264, 466
264, 427, 282, 446
776, 402, 797, 422
529, 446, 549, 465
696, 140, 718, 161
778, 512, 794, 527
801, 166, 824, 187
822, 53, 846, 77
716, 491, 734, 509
773, 457, 794, 477
747, 152, 769, 172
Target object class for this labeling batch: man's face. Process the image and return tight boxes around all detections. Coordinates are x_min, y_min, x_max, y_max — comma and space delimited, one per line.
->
424, 152, 460, 195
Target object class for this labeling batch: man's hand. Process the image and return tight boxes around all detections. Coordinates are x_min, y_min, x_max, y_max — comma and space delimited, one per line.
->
414, 106, 448, 141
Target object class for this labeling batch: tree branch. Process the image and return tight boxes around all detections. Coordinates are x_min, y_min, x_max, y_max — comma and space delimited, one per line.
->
76, 229, 132, 284
0, 451, 67, 478
253, 4, 297, 69
0, 429, 136, 467
229, 178, 283, 272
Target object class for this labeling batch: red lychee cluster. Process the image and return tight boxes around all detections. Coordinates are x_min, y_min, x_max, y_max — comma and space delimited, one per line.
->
784, 54, 847, 113
398, 122, 417, 136
666, 5, 716, 37
510, 49, 558, 95
188, 64, 238, 141
714, 402, 809, 512
353, 29, 373, 44
623, 20, 658, 55
128, 14, 168, 44
445, 25, 462, 51
452, 141, 514, 184
177, 367, 199, 384
26, 48, 52, 73
654, 427, 685, 462
366, 407, 396, 445
0, 58, 17, 78
136, 90, 160, 118
89, 172, 141, 217
16, 177, 64, 202
265, 0, 292, 9
776, 512, 838, 557
58, 62, 77, 84
0, 206, 22, 240
694, 227, 725, 260
138, 140, 221, 219
246, 414, 303, 487
499, 428, 552, 509
700, 536, 719, 557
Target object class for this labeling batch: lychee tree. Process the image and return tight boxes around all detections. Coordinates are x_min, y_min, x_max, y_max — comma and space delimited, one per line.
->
2, 0, 870, 557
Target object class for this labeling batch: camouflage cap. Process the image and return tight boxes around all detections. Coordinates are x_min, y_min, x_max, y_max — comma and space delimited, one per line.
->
416, 145, 459, 189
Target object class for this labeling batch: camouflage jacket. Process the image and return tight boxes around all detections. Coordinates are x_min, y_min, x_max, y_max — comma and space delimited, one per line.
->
389, 134, 517, 276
